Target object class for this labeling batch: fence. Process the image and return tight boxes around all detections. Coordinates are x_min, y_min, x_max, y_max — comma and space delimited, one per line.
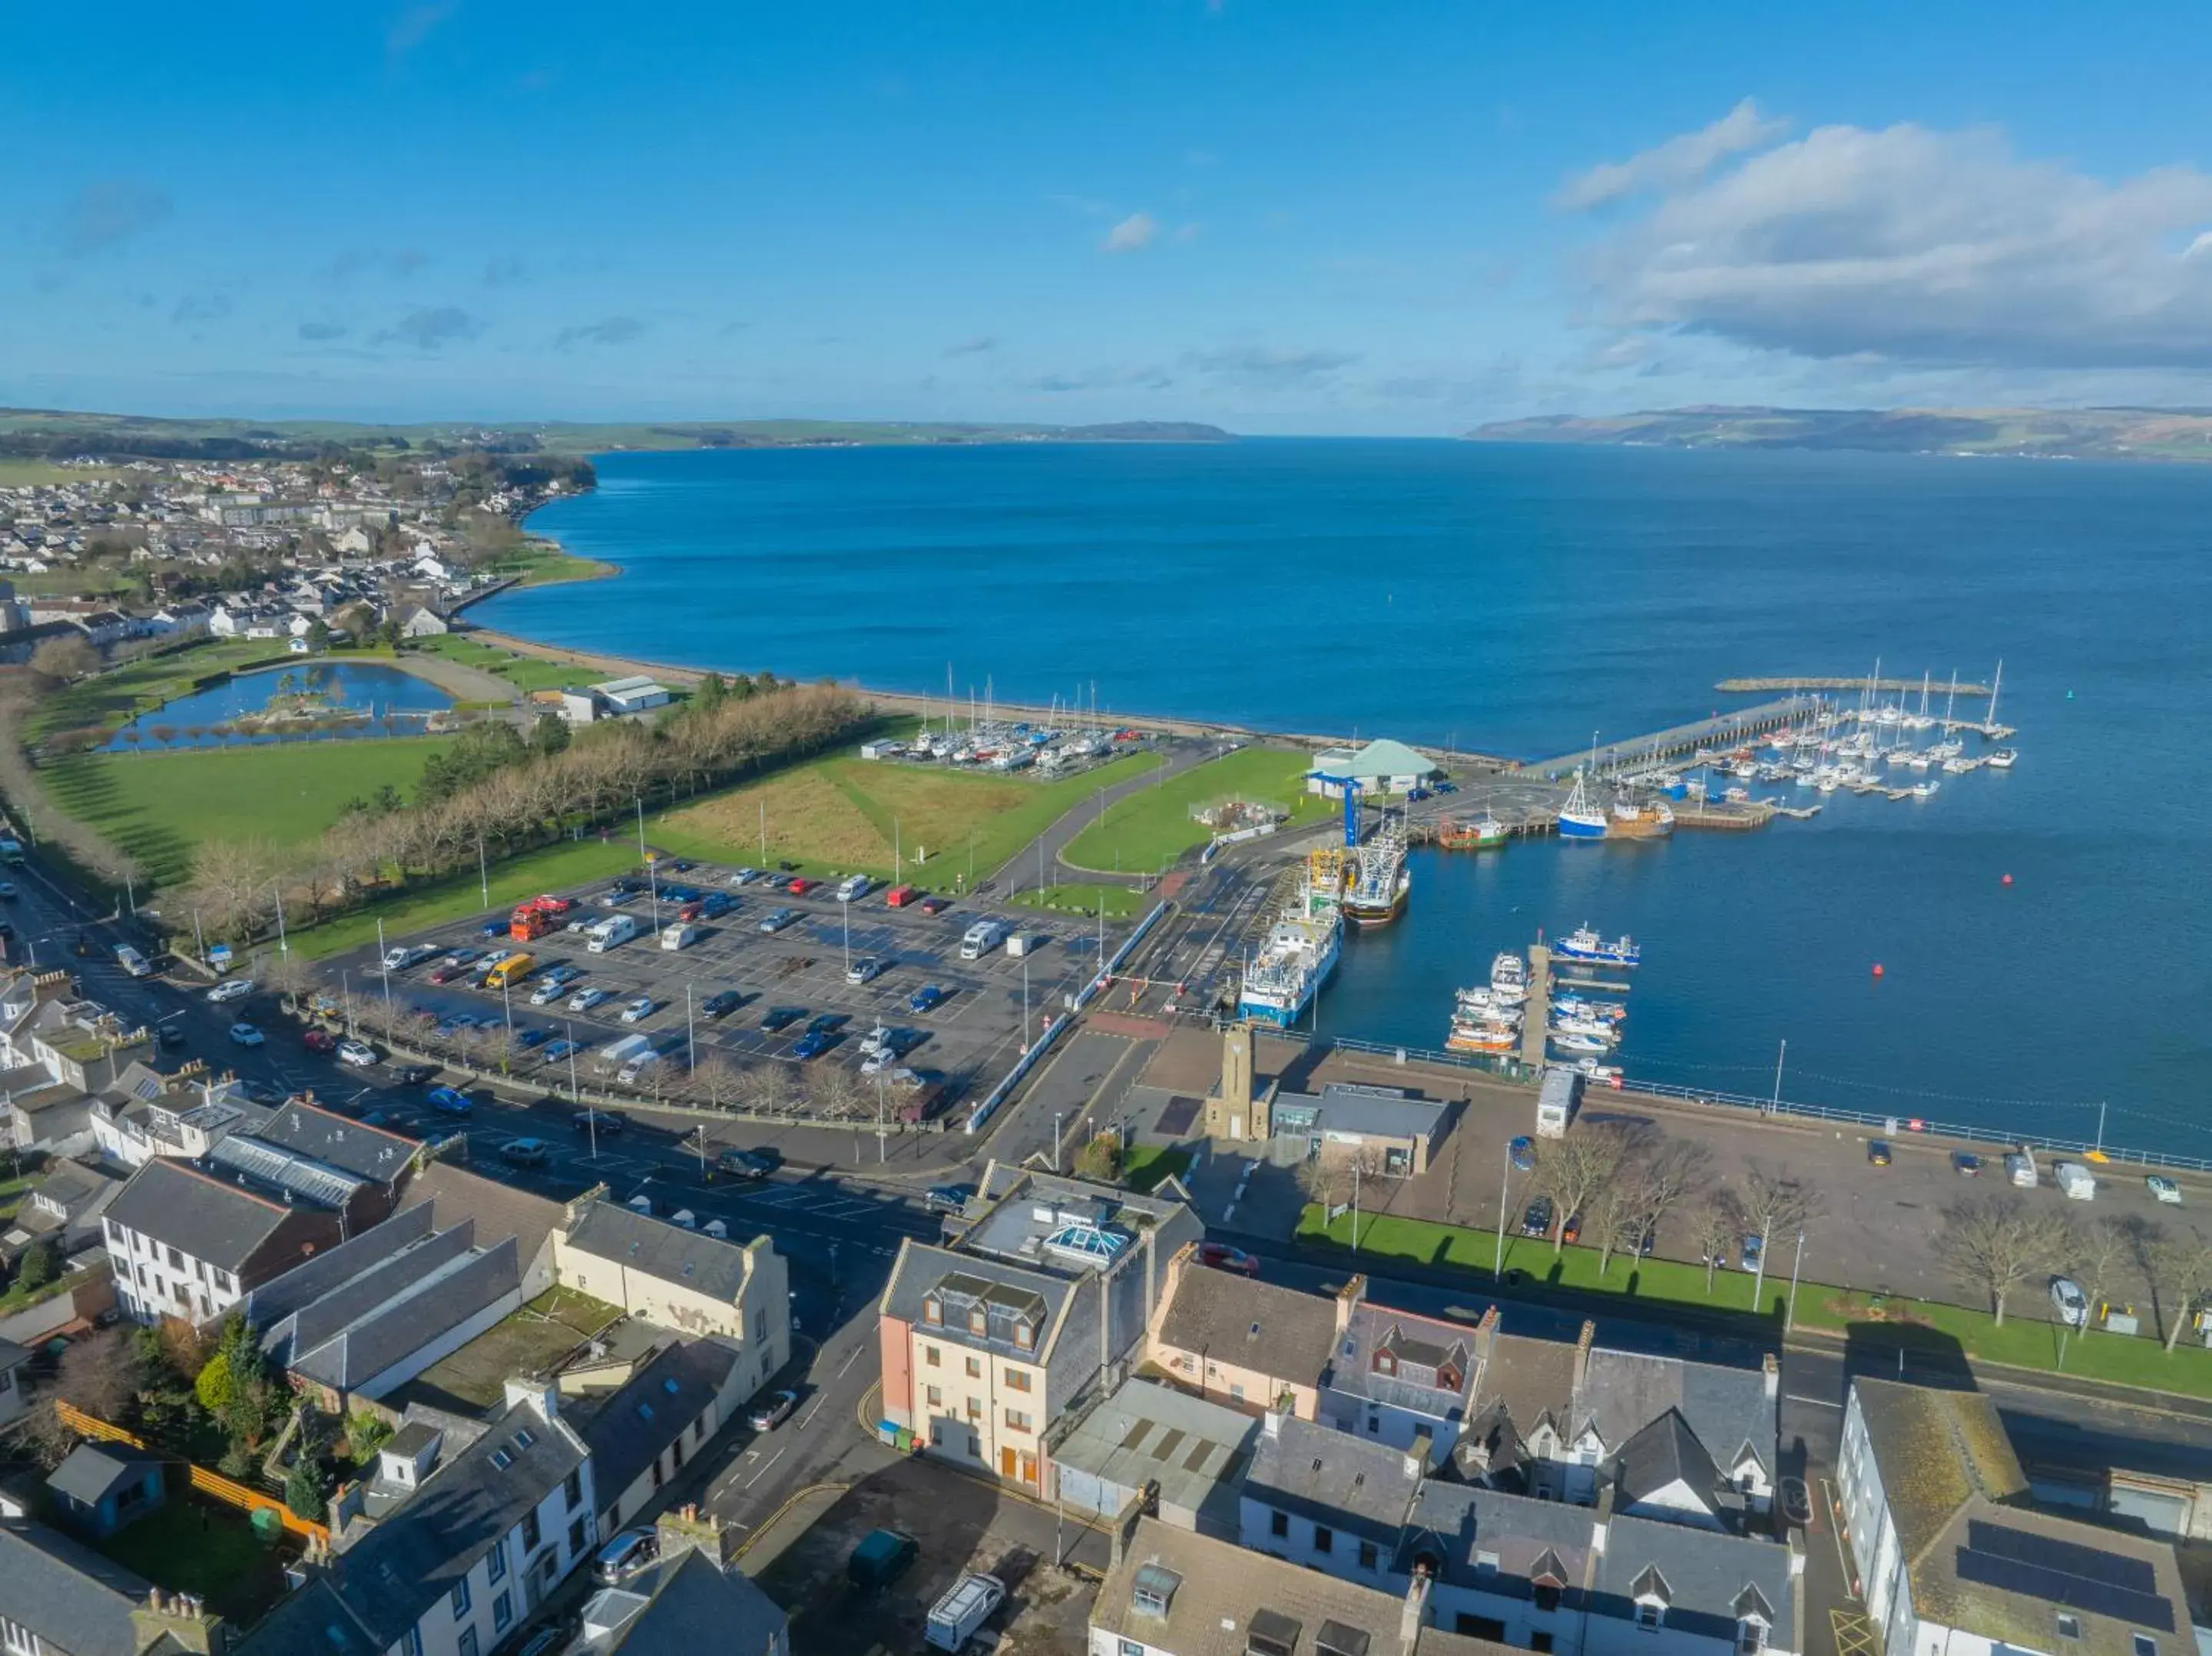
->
54, 1401, 332, 1545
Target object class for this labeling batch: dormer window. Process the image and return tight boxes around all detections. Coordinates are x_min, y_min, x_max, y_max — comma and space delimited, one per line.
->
1437, 1366, 1461, 1393
1373, 1350, 1396, 1376
924, 1297, 943, 1326
968, 1307, 988, 1336
1637, 1603, 1664, 1633
1132, 1564, 1181, 1618
1737, 1621, 1766, 1654
1014, 1320, 1035, 1352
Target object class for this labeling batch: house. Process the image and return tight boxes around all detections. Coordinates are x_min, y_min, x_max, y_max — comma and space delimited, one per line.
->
1325, 1300, 1482, 1467
243, 1203, 525, 1411
239, 1386, 598, 1656
0, 1520, 227, 1656
1243, 1410, 1425, 1577
552, 687, 600, 725
398, 1161, 564, 1300
101, 1158, 343, 1325
335, 526, 374, 555
1147, 1240, 1345, 1418
571, 1505, 788, 1656
1306, 739, 1444, 799
0, 1336, 33, 1429
1051, 1378, 1257, 1535
551, 1201, 787, 1393
396, 601, 449, 638
45, 1446, 164, 1541
877, 1167, 1200, 1491
88, 1068, 267, 1169
589, 675, 671, 716
1202, 1025, 1452, 1175
1095, 1512, 1512, 1656
2, 1155, 127, 1265
575, 1336, 747, 1535
1838, 1378, 2188, 1656
249, 1096, 416, 1227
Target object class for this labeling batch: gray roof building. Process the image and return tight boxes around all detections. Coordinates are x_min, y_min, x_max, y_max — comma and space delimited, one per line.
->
1396, 1480, 1596, 1601
1052, 1378, 1257, 1534
0, 1520, 155, 1656
563, 1201, 753, 1301
1577, 1347, 1774, 1483
1328, 1304, 1482, 1430
251, 1098, 415, 1187
103, 1157, 336, 1276
45, 1445, 157, 1512
580, 1339, 741, 1507
571, 1541, 787, 1656
1591, 1515, 1796, 1645
1156, 1263, 1341, 1394
1247, 1412, 1424, 1547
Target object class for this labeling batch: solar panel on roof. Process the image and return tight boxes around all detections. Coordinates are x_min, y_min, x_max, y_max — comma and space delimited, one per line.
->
1954, 1548, 2175, 1632
1965, 1522, 2158, 1594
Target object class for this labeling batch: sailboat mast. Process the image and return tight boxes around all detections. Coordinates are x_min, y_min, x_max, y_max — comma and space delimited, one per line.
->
1987, 658, 2003, 729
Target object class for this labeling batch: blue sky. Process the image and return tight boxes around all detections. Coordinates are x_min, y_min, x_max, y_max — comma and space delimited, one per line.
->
8, 2, 2212, 432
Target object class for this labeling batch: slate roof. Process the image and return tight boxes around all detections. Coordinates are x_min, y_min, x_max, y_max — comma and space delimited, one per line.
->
581, 1339, 740, 1501
46, 1443, 156, 1509
0, 1521, 154, 1656
397, 1160, 562, 1269
1328, 1303, 1481, 1420
253, 1099, 416, 1184
1592, 1515, 1796, 1638
104, 1158, 296, 1272
1849, 1378, 2027, 1563
293, 1240, 522, 1393
1245, 1412, 1421, 1540
1395, 1480, 1595, 1595
1578, 1346, 1774, 1479
246, 1204, 439, 1335
575, 1547, 788, 1655
1157, 1266, 1339, 1386
1273, 1084, 1451, 1144
564, 1201, 753, 1301
1615, 1409, 1725, 1515
880, 1241, 1075, 1356
1468, 1330, 1579, 1440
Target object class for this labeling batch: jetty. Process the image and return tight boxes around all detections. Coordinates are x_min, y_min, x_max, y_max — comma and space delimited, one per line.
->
1517, 696, 1814, 778
1716, 676, 1990, 695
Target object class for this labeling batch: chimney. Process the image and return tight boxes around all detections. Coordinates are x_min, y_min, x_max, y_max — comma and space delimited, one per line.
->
1474, 1304, 1501, 1366
1263, 1403, 1285, 1439
132, 1589, 224, 1656
1763, 1352, 1780, 1402
657, 1502, 739, 1567
1571, 1319, 1596, 1392
564, 1183, 610, 1229
503, 1374, 560, 1423
1399, 1570, 1432, 1656
1334, 1273, 1367, 1335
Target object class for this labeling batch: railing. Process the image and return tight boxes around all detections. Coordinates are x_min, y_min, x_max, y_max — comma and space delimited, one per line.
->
54, 1402, 333, 1544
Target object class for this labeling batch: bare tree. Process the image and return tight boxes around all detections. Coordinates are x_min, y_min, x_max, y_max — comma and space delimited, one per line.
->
1688, 1190, 1746, 1294
1937, 1194, 2071, 1326
1297, 1142, 1387, 1215
1529, 1124, 1634, 1254
260, 949, 320, 1011
1740, 1163, 1821, 1305
2064, 1216, 2132, 1340
28, 634, 98, 687
2145, 1226, 2212, 1353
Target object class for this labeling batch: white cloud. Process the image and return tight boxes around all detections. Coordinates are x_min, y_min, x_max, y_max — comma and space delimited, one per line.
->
1578, 119, 2212, 369
1102, 212, 1158, 253
1555, 98, 1787, 211
1184, 346, 1358, 384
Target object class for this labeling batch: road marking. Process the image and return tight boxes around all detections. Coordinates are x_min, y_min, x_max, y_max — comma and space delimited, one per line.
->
1830, 1611, 1875, 1656
797, 1395, 826, 1431
742, 1446, 786, 1487
1785, 1393, 1842, 1409
837, 1343, 865, 1378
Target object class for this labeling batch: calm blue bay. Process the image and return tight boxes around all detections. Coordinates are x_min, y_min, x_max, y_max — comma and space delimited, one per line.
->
492, 441, 2212, 1157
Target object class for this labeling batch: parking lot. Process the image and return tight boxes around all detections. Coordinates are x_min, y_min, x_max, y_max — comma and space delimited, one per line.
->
329, 859, 1131, 1119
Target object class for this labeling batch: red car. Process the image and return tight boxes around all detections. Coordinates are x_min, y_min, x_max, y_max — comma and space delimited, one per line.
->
1197, 1243, 1260, 1278
302, 1027, 337, 1055
677, 901, 705, 922
787, 877, 820, 896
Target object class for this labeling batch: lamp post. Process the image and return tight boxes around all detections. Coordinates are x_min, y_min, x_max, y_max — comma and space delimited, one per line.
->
1494, 1145, 1512, 1279
271, 880, 290, 956
570, 1020, 593, 1160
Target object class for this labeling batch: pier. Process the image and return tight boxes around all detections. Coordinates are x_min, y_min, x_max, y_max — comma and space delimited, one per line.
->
1518, 695, 1816, 778
1716, 676, 1991, 695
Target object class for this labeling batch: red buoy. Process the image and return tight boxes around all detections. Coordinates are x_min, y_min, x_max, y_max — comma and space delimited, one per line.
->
1872, 962, 1885, 978
2002, 873, 2013, 886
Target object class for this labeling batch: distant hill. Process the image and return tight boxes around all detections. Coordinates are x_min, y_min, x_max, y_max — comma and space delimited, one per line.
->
0, 407, 1234, 462
1465, 406, 2212, 462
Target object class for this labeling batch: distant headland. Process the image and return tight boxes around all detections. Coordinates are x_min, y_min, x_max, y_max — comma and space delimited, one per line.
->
1465, 404, 2212, 463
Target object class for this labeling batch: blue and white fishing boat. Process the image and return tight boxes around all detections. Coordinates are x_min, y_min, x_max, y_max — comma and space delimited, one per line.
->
1553, 926, 1641, 968
1556, 769, 1608, 841
1237, 891, 1343, 1027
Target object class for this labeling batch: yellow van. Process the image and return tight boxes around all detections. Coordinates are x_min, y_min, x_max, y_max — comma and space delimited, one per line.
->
485, 952, 535, 990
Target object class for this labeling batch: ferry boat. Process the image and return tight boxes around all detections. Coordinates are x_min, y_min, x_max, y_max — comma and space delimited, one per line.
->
1608, 799, 1675, 840
1556, 770, 1608, 841
1552, 926, 1641, 969
1236, 907, 1343, 1027
1340, 813, 1410, 926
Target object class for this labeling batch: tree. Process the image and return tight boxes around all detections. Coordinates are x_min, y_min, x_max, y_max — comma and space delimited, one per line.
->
15, 1242, 58, 1290
1297, 1142, 1386, 1214
694, 671, 729, 713
28, 634, 98, 686
193, 1350, 236, 1414
1073, 1131, 1122, 1184
306, 618, 330, 650
2146, 1227, 2212, 1352
285, 1452, 333, 1523
1740, 1163, 1821, 1306
531, 711, 571, 757
1688, 1190, 1747, 1294
1529, 1124, 1634, 1254
2063, 1216, 2131, 1342
1937, 1194, 2071, 1325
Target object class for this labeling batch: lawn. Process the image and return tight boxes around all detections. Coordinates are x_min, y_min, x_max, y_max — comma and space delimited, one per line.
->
1296, 1205, 2212, 1400
402, 1287, 621, 1411
653, 749, 1162, 890
1123, 1146, 1193, 1193
1061, 746, 1332, 873
28, 637, 301, 743
98, 1497, 291, 1620
285, 836, 641, 960
410, 634, 599, 694
44, 738, 452, 888
1008, 883, 1152, 921
483, 539, 618, 587
0, 459, 124, 487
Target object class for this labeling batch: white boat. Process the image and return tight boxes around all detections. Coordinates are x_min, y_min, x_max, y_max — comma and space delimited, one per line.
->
1942, 755, 1976, 773
1906, 751, 1934, 770
1548, 1030, 1608, 1055
1556, 768, 1608, 841
1552, 927, 1640, 968
1909, 780, 1939, 799
1490, 952, 1529, 1003
1551, 995, 1625, 1021
1455, 986, 1519, 1018
1985, 748, 2018, 769
1237, 906, 1343, 1027
1550, 1014, 1618, 1042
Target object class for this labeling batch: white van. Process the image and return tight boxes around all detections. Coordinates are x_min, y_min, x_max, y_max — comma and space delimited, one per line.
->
836, 873, 873, 903
113, 944, 152, 979
2053, 1161, 2096, 1201
587, 913, 638, 953
660, 922, 701, 952
2004, 1151, 2038, 1188
595, 1032, 653, 1073
959, 919, 1007, 961
926, 1574, 1007, 1652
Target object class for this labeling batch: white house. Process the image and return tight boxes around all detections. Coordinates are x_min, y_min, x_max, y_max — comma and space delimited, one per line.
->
591, 675, 673, 715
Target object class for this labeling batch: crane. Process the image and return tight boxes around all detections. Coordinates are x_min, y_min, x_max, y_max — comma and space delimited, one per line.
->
1311, 775, 1363, 847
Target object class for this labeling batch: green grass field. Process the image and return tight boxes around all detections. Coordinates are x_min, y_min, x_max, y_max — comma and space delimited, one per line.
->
0, 459, 124, 486
1008, 883, 1151, 921
483, 540, 618, 587
1061, 745, 1331, 873
653, 749, 1162, 889
45, 738, 452, 887
286, 837, 641, 959
410, 634, 594, 694
28, 638, 301, 742
1122, 1146, 1193, 1193
1297, 1206, 2212, 1399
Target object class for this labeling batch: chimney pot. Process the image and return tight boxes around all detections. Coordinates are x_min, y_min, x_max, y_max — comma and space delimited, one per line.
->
1763, 1352, 1780, 1400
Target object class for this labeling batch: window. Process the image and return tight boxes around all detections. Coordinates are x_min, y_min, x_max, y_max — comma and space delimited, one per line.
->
925, 1298, 942, 1326
522, 1510, 541, 1552
404, 1630, 424, 1656
2134, 1639, 2157, 1656
1458, 1617, 1506, 1642
458, 1634, 478, 1656
1313, 1526, 1333, 1554
1015, 1320, 1035, 1352
1004, 1368, 1031, 1393
926, 1386, 943, 1408
485, 1538, 507, 1583
1438, 1366, 1461, 1392
969, 1307, 988, 1336
2057, 1619, 2081, 1644
1737, 1621, 1765, 1654
1270, 1509, 1289, 1538
1373, 1351, 1396, 1375
1637, 1603, 1664, 1633
1005, 1409, 1033, 1434
1366, 1416, 1380, 1435
1535, 1585, 1564, 1615
1532, 1635, 1555, 1654
965, 1356, 982, 1379
492, 1592, 513, 1634
1122, 1644, 1144, 1656
451, 1578, 472, 1618
925, 1346, 942, 1367
1475, 1551, 1499, 1573
565, 1470, 583, 1510
966, 1397, 982, 1421
166, 1245, 183, 1270
568, 1517, 587, 1558
1358, 1540, 1378, 1571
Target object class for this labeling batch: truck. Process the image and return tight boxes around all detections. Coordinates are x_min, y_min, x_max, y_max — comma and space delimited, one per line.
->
485, 952, 535, 990
959, 919, 1008, 961
594, 1033, 653, 1073
587, 914, 638, 953
660, 922, 702, 952
924, 1573, 1007, 1651
511, 906, 558, 942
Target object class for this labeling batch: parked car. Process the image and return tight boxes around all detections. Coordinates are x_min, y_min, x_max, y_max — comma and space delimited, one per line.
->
719, 1147, 780, 1180
1867, 1138, 1892, 1166
1560, 1213, 1583, 1246
302, 1027, 337, 1055
391, 1064, 436, 1086
207, 977, 255, 1005
573, 1109, 627, 1137
923, 1184, 973, 1214
747, 1389, 798, 1431
515, 1027, 551, 1049
908, 983, 949, 1015
786, 877, 820, 896
701, 990, 743, 1018
1197, 1242, 1260, 1277
884, 884, 919, 909
336, 1038, 378, 1067
499, 1138, 550, 1167
2147, 1174, 2184, 1206
2050, 1275, 2090, 1328
426, 1086, 473, 1117
1508, 1135, 1535, 1172
618, 997, 658, 1025
758, 907, 797, 933
568, 986, 611, 1013
729, 867, 763, 886
700, 893, 734, 919
760, 1005, 807, 1032
1952, 1151, 1984, 1177
1779, 1476, 1813, 1528
382, 944, 436, 972
542, 1040, 579, 1064
806, 1012, 847, 1035
1740, 1233, 1765, 1272
793, 1030, 835, 1060
594, 1528, 658, 1585
229, 1022, 265, 1048
846, 956, 884, 985
917, 895, 951, 916
846, 1528, 916, 1592
158, 1025, 189, 1050
1519, 1197, 1552, 1238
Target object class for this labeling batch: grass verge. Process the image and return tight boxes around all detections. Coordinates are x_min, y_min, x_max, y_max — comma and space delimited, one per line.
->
1123, 1146, 1193, 1193
283, 837, 640, 960
409, 633, 595, 694
1062, 746, 1332, 873
1007, 883, 1151, 922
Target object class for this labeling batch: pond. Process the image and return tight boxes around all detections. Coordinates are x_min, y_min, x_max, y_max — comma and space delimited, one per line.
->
106, 662, 455, 751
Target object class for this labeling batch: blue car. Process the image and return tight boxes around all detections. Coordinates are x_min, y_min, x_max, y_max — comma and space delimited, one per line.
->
908, 983, 948, 1015
426, 1086, 473, 1116
516, 1027, 551, 1049
479, 919, 508, 939
1509, 1136, 1535, 1172
793, 1030, 835, 1060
